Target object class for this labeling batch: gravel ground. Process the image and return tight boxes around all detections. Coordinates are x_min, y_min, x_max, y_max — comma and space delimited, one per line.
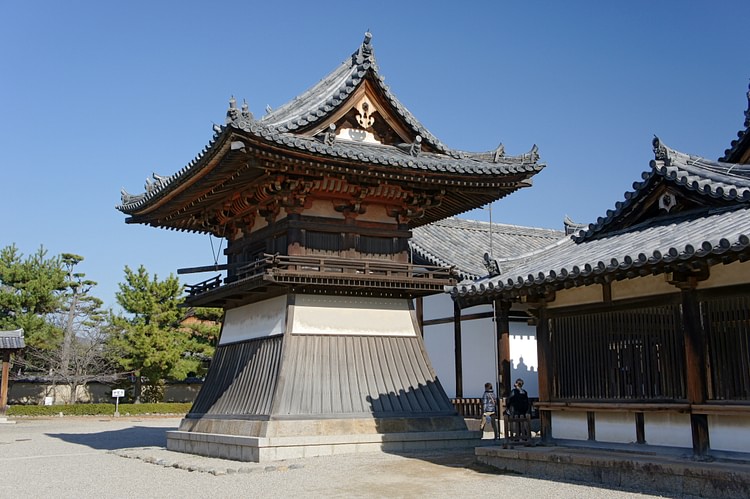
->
0, 417, 665, 499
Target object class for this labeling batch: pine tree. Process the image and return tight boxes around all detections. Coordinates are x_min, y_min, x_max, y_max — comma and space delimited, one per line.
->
0, 244, 66, 354
110, 265, 202, 402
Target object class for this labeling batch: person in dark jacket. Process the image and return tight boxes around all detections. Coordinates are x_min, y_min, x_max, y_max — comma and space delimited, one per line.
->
506, 378, 530, 416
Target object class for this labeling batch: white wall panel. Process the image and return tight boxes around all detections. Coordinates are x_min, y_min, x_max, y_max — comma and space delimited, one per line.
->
644, 413, 691, 448
551, 412, 589, 440
423, 322, 455, 397
220, 296, 287, 345
709, 415, 750, 453
293, 295, 416, 336
596, 412, 636, 443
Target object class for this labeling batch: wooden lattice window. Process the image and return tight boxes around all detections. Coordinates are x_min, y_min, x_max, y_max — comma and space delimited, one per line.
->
703, 295, 750, 401
550, 304, 686, 401
355, 235, 394, 255
305, 231, 342, 251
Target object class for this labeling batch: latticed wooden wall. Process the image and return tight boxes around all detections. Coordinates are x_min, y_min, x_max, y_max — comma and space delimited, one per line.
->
703, 294, 750, 401
546, 289, 750, 403
549, 303, 685, 401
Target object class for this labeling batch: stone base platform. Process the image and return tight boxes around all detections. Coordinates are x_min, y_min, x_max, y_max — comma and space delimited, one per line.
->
167, 429, 481, 462
476, 443, 750, 498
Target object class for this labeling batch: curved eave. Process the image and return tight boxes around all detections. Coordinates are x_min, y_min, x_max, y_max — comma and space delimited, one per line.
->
117, 121, 544, 232
575, 138, 750, 243
451, 206, 750, 304
116, 127, 237, 217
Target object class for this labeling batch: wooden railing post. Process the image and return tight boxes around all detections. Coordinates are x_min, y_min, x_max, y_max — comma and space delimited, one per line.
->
454, 301, 463, 398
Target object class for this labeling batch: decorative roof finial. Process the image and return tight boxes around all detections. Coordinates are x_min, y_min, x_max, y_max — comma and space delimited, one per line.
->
652, 135, 670, 164
483, 252, 501, 277
241, 99, 254, 120
409, 135, 422, 157
355, 31, 374, 64
325, 123, 336, 146
226, 95, 253, 124
493, 143, 505, 162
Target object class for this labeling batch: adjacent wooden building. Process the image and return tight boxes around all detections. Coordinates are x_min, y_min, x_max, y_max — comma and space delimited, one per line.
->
453, 129, 750, 458
117, 33, 544, 461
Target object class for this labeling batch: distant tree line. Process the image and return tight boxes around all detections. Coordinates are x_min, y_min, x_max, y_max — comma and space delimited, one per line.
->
0, 244, 221, 403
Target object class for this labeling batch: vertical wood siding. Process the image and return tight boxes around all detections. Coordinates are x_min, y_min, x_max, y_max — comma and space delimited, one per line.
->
703, 295, 750, 401
550, 304, 685, 401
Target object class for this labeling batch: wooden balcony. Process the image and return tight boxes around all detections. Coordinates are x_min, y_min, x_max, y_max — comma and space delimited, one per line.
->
182, 254, 457, 306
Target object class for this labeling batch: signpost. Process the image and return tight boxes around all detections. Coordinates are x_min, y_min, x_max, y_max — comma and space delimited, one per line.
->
112, 389, 125, 417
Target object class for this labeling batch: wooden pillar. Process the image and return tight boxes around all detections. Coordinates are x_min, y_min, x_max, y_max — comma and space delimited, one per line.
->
535, 304, 553, 442
0, 351, 10, 415
453, 301, 463, 398
681, 284, 710, 456
494, 299, 512, 399
416, 297, 424, 338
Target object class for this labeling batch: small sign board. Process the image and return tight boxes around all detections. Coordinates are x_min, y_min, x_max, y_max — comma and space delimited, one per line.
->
112, 389, 125, 398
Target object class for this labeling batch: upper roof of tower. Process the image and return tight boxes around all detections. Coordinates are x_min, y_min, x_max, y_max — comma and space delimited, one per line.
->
117, 33, 545, 235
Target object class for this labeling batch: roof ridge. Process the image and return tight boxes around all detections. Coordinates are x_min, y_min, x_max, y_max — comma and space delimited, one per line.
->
574, 137, 750, 242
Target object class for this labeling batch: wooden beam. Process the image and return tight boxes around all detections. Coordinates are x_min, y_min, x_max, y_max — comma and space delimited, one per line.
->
415, 297, 423, 338
535, 304, 552, 442
494, 299, 511, 399
454, 301, 463, 398
587, 411, 596, 441
1, 351, 10, 415
681, 286, 710, 457
635, 412, 645, 444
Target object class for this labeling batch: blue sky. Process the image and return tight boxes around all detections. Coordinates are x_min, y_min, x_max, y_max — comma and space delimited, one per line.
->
2, 1, 749, 310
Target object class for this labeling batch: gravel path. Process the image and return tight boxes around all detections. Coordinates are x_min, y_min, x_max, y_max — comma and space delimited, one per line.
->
0, 417, 664, 498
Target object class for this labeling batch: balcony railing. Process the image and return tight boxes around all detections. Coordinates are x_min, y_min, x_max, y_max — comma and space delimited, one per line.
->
185, 253, 456, 297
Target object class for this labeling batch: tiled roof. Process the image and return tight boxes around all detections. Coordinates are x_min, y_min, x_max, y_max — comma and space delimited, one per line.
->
452, 140, 750, 300
0, 329, 25, 350
117, 33, 544, 216
260, 32, 449, 155
575, 137, 750, 242
720, 81, 750, 163
410, 217, 565, 279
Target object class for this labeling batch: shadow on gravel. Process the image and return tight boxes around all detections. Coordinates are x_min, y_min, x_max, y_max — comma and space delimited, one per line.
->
385, 447, 521, 477
46, 425, 177, 451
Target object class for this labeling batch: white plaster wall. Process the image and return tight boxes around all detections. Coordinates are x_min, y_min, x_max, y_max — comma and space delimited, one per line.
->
708, 415, 750, 453
292, 295, 416, 336
219, 295, 287, 345
596, 412, 636, 444
551, 412, 589, 440
423, 322, 455, 397
460, 316, 497, 398
509, 322, 538, 397
421, 296, 540, 399
643, 413, 691, 448
421, 292, 455, 321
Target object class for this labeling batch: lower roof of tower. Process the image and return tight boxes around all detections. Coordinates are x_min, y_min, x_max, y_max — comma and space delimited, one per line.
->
117, 124, 542, 234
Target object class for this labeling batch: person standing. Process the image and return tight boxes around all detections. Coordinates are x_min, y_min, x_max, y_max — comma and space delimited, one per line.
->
479, 382, 499, 439
506, 378, 530, 416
